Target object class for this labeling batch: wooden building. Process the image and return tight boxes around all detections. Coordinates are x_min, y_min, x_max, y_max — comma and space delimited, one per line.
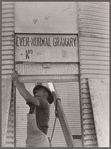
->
2, 2, 109, 147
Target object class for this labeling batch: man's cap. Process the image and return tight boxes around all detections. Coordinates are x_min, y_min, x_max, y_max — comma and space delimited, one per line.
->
33, 85, 54, 104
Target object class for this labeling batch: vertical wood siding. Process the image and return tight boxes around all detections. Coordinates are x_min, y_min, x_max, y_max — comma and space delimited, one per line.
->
78, 2, 109, 147
2, 2, 15, 147
2, 2, 15, 78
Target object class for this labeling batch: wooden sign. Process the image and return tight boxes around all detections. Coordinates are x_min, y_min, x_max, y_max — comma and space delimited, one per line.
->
15, 34, 78, 62
15, 2, 78, 34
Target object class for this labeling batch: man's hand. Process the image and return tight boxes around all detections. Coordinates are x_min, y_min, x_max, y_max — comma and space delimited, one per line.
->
11, 71, 19, 81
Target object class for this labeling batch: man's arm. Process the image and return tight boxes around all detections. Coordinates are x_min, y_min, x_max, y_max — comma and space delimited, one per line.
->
11, 71, 40, 106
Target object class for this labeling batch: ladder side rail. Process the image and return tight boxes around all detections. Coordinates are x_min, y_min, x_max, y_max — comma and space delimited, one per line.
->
49, 82, 74, 147
52, 92, 74, 147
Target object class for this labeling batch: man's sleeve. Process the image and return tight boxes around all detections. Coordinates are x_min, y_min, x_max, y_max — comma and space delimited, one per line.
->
38, 98, 49, 109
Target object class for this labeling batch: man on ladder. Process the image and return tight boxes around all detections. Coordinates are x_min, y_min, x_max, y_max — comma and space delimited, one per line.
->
12, 71, 54, 147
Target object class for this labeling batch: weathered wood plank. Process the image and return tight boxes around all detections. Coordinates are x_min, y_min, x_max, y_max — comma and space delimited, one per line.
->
78, 2, 109, 9
81, 78, 88, 83
79, 31, 109, 39
81, 69, 109, 75
84, 134, 96, 140
82, 104, 92, 109
83, 119, 94, 124
82, 98, 91, 104
2, 36, 14, 41
80, 51, 109, 57
78, 23, 109, 31
84, 140, 97, 145
2, 40, 14, 46
80, 55, 109, 61
2, 27, 14, 32
2, 5, 14, 9
81, 74, 109, 79
2, 50, 14, 55
2, 69, 13, 74
2, 13, 14, 18
81, 60, 109, 65
2, 55, 14, 60
2, 65, 14, 70
79, 36, 109, 43
81, 89, 89, 94
78, 3, 109, 13
2, 8, 14, 14
2, 22, 14, 27
81, 65, 109, 70
88, 79, 109, 147
15, 63, 78, 75
2, 78, 12, 146
2, 2, 15, 5
2, 18, 14, 23
83, 114, 93, 119
2, 60, 14, 65
79, 28, 109, 35
79, 14, 109, 23
14, 2, 78, 34
2, 45, 14, 50
81, 84, 88, 89
79, 46, 109, 52
84, 124, 94, 130
51, 91, 74, 147
15, 34, 78, 63
79, 2, 109, 6
79, 41, 109, 48
82, 109, 92, 114
18, 75, 79, 83
81, 94, 90, 99
78, 18, 109, 27
78, 9, 109, 18
2, 32, 14, 37
15, 48, 78, 62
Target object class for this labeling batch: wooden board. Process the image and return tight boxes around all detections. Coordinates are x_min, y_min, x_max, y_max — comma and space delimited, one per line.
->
81, 60, 109, 65
2, 45, 14, 50
15, 2, 78, 33
80, 51, 109, 57
78, 2, 109, 9
2, 60, 14, 65
15, 34, 78, 62
79, 31, 109, 39
88, 79, 109, 147
81, 55, 109, 61
81, 65, 109, 70
79, 41, 109, 48
18, 75, 79, 83
2, 50, 14, 55
79, 46, 109, 52
16, 63, 78, 75
2, 78, 12, 147
79, 28, 109, 35
81, 74, 109, 79
79, 37, 109, 43
78, 10, 109, 18
78, 18, 109, 27
78, 3, 109, 13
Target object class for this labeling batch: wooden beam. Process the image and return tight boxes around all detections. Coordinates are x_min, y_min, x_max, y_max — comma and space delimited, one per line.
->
49, 83, 74, 147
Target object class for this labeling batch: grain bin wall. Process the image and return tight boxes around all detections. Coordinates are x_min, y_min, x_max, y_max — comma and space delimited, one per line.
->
77, 2, 109, 147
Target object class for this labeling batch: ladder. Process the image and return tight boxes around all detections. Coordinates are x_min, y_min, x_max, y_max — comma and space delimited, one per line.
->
5, 82, 16, 147
48, 83, 74, 147
5, 82, 74, 147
